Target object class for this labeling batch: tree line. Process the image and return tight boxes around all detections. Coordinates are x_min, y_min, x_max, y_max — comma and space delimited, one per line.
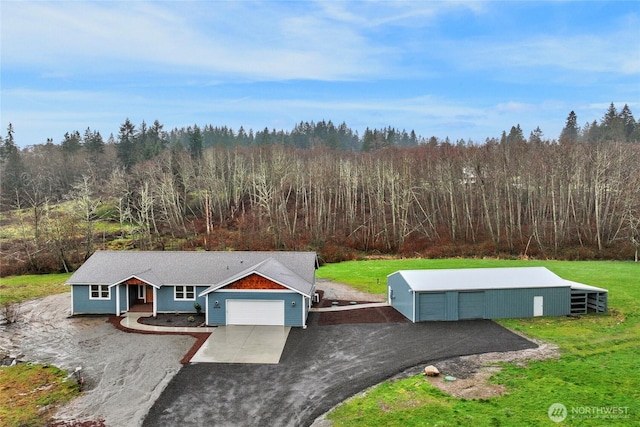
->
1, 104, 639, 274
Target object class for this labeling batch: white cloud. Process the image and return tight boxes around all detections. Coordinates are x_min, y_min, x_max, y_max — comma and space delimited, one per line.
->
0, 1, 390, 81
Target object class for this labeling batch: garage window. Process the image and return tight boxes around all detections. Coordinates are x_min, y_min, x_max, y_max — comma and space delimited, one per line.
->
175, 285, 195, 301
90, 285, 110, 300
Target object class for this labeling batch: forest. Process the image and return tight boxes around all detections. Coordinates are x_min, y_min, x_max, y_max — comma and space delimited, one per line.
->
1, 103, 639, 275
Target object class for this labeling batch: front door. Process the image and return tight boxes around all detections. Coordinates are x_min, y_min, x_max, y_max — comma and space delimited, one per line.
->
145, 285, 154, 303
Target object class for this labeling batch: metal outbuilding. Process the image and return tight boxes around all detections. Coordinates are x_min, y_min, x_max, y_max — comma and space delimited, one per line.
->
387, 267, 607, 322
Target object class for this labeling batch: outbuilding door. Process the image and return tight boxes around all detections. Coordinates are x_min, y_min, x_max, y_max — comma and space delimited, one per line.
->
226, 300, 285, 326
533, 296, 544, 316
418, 293, 446, 321
458, 292, 484, 319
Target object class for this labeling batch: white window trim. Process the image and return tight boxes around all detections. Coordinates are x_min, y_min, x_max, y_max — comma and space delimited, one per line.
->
89, 284, 110, 300
175, 285, 196, 301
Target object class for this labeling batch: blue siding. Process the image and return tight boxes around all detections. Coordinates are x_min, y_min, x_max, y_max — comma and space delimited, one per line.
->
156, 286, 208, 313
205, 291, 304, 326
118, 285, 127, 313
388, 273, 414, 321
445, 291, 458, 321
71, 285, 116, 314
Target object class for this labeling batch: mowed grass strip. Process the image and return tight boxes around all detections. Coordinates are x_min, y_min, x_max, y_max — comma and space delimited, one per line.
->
0, 273, 71, 305
0, 363, 80, 427
319, 259, 640, 426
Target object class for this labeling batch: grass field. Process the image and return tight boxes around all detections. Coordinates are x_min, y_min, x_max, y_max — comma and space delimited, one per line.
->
1, 273, 76, 426
0, 363, 80, 427
0, 273, 72, 305
317, 259, 640, 426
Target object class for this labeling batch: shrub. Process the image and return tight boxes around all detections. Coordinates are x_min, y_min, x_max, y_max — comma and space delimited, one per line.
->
0, 302, 21, 324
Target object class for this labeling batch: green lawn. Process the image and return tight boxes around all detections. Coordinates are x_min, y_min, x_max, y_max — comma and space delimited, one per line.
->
0, 273, 71, 304
1, 273, 76, 426
0, 363, 80, 427
319, 259, 640, 426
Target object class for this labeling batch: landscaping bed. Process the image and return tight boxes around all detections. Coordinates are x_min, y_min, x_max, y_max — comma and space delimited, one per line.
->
139, 313, 206, 327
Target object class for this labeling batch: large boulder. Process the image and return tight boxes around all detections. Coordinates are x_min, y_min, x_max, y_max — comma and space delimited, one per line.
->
424, 365, 440, 376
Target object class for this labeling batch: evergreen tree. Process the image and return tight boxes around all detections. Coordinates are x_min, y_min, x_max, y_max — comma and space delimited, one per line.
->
188, 124, 203, 159
559, 111, 579, 144
116, 118, 138, 168
619, 104, 636, 142
147, 120, 167, 156
529, 127, 544, 145
361, 127, 375, 152
61, 131, 82, 155
506, 124, 525, 144
600, 102, 625, 142
0, 123, 24, 207
84, 127, 105, 156
583, 120, 600, 143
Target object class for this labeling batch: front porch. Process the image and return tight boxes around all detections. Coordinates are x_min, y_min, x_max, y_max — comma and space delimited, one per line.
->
128, 302, 153, 313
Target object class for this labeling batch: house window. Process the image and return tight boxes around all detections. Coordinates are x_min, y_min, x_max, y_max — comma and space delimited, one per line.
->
175, 285, 195, 301
90, 285, 110, 300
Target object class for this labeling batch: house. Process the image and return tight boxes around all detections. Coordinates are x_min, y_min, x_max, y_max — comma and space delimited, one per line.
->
66, 251, 318, 327
387, 267, 607, 322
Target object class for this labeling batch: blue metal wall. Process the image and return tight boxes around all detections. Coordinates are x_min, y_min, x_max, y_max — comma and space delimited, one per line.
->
205, 291, 304, 326
484, 287, 570, 318
387, 273, 414, 321
71, 285, 116, 314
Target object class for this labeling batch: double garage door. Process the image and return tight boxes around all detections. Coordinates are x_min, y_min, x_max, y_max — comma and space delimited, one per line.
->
418, 291, 485, 321
226, 300, 285, 326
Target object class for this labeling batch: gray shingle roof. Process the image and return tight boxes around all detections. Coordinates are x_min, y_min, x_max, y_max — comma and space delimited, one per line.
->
199, 257, 314, 296
67, 251, 317, 295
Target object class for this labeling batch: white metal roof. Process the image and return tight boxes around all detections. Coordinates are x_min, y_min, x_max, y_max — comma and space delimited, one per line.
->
564, 280, 608, 293
389, 267, 570, 292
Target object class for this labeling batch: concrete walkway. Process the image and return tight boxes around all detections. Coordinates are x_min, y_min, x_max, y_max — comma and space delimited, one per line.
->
309, 302, 389, 312
120, 313, 290, 364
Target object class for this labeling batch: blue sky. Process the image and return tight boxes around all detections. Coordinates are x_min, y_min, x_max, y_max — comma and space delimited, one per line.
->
2, 1, 639, 147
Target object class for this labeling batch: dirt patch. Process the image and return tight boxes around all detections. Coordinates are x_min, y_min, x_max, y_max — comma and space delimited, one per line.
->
422, 337, 559, 400
315, 279, 386, 302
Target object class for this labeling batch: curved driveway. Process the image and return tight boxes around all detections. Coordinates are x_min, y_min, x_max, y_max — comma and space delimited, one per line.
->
143, 313, 535, 427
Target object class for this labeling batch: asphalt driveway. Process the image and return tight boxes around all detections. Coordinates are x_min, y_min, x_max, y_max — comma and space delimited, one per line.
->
143, 313, 536, 427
